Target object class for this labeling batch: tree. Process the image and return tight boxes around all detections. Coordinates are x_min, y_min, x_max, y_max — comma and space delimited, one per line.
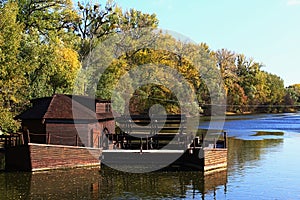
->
216, 49, 246, 112
15, 0, 81, 98
215, 48, 286, 113
0, 1, 81, 132
74, 1, 158, 62
92, 31, 222, 115
0, 2, 25, 132
236, 54, 261, 112
284, 84, 300, 111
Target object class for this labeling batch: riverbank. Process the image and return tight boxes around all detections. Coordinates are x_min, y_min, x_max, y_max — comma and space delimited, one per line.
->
225, 108, 298, 116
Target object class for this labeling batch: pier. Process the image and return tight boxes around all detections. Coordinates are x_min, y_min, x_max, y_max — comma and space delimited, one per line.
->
102, 114, 228, 173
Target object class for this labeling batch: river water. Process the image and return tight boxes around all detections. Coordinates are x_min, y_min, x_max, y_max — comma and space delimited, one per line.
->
1, 113, 300, 199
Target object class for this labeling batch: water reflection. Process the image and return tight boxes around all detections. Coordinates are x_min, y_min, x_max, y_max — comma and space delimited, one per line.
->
0, 167, 228, 200
0, 137, 286, 200
98, 168, 227, 199
227, 138, 283, 172
1, 113, 299, 199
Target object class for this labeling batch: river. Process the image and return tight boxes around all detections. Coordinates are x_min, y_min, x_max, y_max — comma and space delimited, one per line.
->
1, 113, 300, 199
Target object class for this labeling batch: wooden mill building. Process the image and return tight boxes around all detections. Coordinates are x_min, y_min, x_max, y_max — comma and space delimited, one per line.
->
17, 94, 115, 148
4, 94, 115, 171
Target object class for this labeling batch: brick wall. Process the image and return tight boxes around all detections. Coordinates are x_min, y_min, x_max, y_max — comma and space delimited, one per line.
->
204, 148, 227, 172
6, 143, 102, 171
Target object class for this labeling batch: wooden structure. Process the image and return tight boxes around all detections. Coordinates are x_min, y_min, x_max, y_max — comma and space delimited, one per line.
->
4, 96, 228, 172
16, 94, 115, 148
0, 133, 24, 149
5, 143, 102, 171
113, 114, 188, 150
4, 94, 116, 171
102, 114, 228, 172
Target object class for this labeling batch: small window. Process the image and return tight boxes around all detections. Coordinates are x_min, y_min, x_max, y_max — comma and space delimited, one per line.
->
105, 103, 111, 112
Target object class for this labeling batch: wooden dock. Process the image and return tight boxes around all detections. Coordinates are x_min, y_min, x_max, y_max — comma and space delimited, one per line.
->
102, 147, 227, 173
101, 114, 228, 173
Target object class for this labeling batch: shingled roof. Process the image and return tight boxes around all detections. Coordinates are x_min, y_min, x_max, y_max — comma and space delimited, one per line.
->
17, 94, 113, 121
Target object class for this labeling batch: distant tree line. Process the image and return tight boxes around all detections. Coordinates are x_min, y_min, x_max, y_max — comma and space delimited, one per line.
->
0, 0, 298, 133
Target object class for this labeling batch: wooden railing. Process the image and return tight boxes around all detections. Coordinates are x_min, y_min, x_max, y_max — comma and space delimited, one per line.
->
0, 133, 24, 149
113, 114, 188, 150
116, 114, 187, 135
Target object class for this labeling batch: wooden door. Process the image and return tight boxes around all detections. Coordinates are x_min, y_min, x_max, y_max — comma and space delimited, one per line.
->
92, 130, 101, 148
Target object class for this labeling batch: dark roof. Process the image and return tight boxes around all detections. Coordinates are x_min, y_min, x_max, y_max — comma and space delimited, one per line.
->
17, 94, 112, 121
16, 97, 52, 120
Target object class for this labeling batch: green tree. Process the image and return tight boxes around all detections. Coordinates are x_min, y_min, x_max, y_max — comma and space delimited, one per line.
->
15, 0, 81, 98
216, 49, 247, 112
284, 84, 300, 112
93, 31, 221, 115
0, 2, 25, 132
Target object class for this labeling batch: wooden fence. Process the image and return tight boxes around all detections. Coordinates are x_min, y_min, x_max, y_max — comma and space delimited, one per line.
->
0, 133, 24, 149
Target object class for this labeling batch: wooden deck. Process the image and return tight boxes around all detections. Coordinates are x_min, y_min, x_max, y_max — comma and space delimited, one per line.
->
101, 114, 228, 172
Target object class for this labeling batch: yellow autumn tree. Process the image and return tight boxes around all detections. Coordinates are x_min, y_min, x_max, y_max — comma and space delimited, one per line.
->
51, 44, 81, 94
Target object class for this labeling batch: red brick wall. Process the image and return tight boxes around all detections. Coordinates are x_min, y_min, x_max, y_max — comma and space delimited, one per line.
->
204, 148, 227, 172
6, 143, 102, 171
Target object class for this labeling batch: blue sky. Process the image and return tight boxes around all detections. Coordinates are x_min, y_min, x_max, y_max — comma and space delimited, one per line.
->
114, 0, 300, 86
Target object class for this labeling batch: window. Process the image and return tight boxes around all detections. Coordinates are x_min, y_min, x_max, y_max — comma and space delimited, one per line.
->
105, 103, 111, 113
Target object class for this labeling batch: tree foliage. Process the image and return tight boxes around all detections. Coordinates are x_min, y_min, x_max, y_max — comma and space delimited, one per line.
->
0, 2, 24, 132
216, 49, 287, 113
0, 0, 296, 132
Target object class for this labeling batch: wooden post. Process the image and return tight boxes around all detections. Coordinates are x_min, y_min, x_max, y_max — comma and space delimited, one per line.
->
20, 133, 24, 145
75, 134, 78, 146
47, 133, 51, 144
224, 132, 227, 148
146, 136, 148, 150
140, 138, 143, 154
27, 129, 30, 144
214, 138, 216, 148
8, 134, 12, 147
4, 136, 7, 149
202, 132, 204, 148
